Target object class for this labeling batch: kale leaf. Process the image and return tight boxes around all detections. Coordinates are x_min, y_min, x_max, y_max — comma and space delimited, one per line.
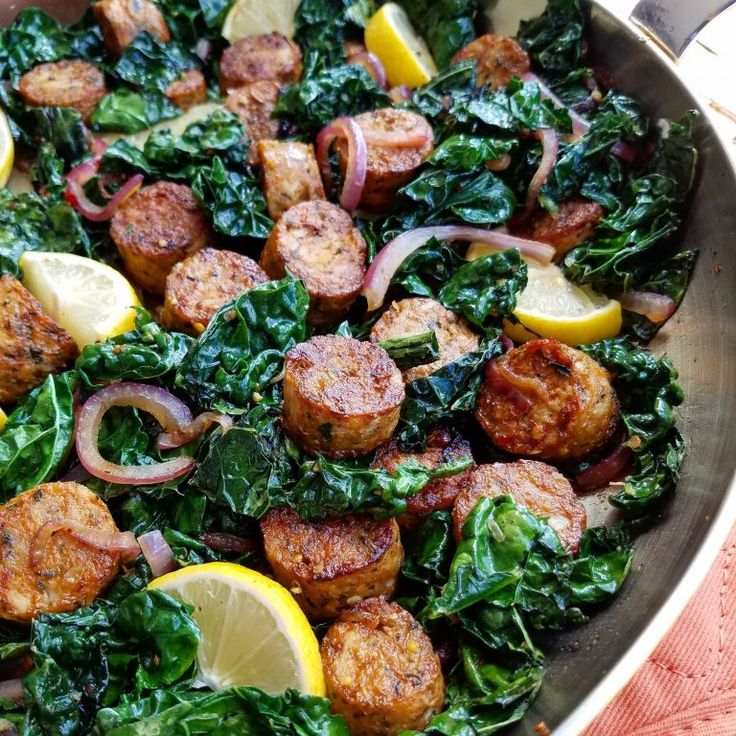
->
378, 331, 441, 372
427, 134, 517, 170
0, 371, 77, 498
90, 88, 181, 134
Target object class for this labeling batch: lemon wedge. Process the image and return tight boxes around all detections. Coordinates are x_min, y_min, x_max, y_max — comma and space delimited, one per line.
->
365, 3, 438, 88
222, 0, 301, 42
0, 408, 6, 433
19, 252, 140, 349
149, 562, 325, 695
467, 243, 622, 346
0, 108, 15, 188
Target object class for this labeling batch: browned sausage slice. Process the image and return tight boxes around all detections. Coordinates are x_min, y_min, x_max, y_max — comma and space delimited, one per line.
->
219, 33, 302, 92
369, 298, 480, 382
260, 200, 365, 327
452, 461, 587, 552
93, 0, 171, 57
475, 338, 619, 462
18, 60, 107, 121
165, 69, 207, 111
0, 482, 122, 623
321, 598, 445, 736
110, 182, 213, 295
511, 198, 605, 259
160, 247, 268, 333
0, 275, 78, 403
372, 426, 475, 528
335, 108, 434, 211
282, 335, 404, 458
225, 81, 283, 160
452, 34, 531, 89
261, 508, 402, 620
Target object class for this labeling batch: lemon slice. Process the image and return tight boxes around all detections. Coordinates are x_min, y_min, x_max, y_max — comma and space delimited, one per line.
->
0, 108, 15, 188
0, 409, 6, 433
149, 562, 325, 695
365, 3, 438, 88
19, 252, 140, 349
222, 0, 301, 42
467, 243, 622, 346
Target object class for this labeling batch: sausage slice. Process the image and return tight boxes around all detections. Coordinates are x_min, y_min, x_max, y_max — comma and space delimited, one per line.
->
372, 426, 474, 529
475, 339, 619, 462
160, 247, 268, 333
165, 69, 207, 111
0, 275, 78, 403
219, 33, 302, 92
282, 335, 404, 458
452, 461, 587, 552
321, 598, 445, 736
451, 34, 531, 89
225, 81, 283, 160
369, 298, 480, 382
335, 108, 434, 210
256, 141, 326, 221
18, 60, 107, 121
261, 508, 402, 620
0, 482, 122, 623
260, 200, 365, 327
110, 182, 213, 295
93, 0, 171, 57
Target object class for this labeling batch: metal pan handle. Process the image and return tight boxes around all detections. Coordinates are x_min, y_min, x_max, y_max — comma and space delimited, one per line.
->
630, 0, 736, 59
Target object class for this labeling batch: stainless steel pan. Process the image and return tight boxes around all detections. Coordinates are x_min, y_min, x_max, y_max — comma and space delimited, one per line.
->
2, 0, 735, 733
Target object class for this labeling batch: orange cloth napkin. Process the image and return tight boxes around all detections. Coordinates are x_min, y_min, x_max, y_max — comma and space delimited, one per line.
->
585, 523, 736, 735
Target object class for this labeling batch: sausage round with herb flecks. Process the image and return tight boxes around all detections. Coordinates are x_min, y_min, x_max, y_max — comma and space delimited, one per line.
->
282, 335, 404, 459
93, 0, 171, 57
261, 508, 402, 620
475, 338, 619, 462
219, 32, 302, 92
451, 34, 531, 90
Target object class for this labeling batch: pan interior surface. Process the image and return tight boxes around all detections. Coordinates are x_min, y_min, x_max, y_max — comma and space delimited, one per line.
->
477, 1, 736, 733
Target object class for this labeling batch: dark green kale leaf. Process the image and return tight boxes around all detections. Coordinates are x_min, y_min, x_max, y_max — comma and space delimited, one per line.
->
517, 0, 585, 75
401, 511, 455, 587
378, 331, 441, 372
273, 65, 390, 135
294, 0, 351, 77
95, 686, 348, 736
580, 338, 685, 514
22, 590, 199, 736
0, 371, 77, 498
157, 0, 234, 46
175, 277, 309, 412
192, 156, 272, 238
91, 88, 180, 134
428, 134, 517, 170
0, 190, 92, 277
0, 9, 71, 83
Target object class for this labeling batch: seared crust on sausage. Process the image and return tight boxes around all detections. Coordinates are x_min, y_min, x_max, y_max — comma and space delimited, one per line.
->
110, 182, 213, 295
372, 427, 475, 529
336, 108, 434, 210
225, 81, 282, 160
475, 339, 619, 463
160, 247, 268, 333
93, 0, 171, 57
0, 275, 78, 403
282, 336, 405, 459
451, 34, 531, 90
18, 60, 107, 121
261, 508, 402, 620
256, 141, 326, 222
512, 198, 604, 259
219, 33, 302, 92
321, 598, 445, 736
369, 298, 480, 382
260, 200, 365, 327
165, 69, 207, 111
0, 482, 121, 623
452, 461, 587, 551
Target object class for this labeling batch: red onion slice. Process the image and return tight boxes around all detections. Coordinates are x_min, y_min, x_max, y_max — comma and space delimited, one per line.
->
362, 225, 556, 311
617, 291, 677, 323
156, 411, 234, 450
524, 128, 559, 217
65, 154, 103, 187
316, 117, 368, 213
486, 154, 512, 172
75, 383, 195, 486
89, 137, 108, 156
65, 174, 144, 222
347, 51, 388, 90
29, 519, 140, 570
0, 679, 25, 705
389, 85, 412, 104
575, 445, 634, 492
200, 532, 257, 554
195, 38, 212, 61
137, 530, 178, 578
